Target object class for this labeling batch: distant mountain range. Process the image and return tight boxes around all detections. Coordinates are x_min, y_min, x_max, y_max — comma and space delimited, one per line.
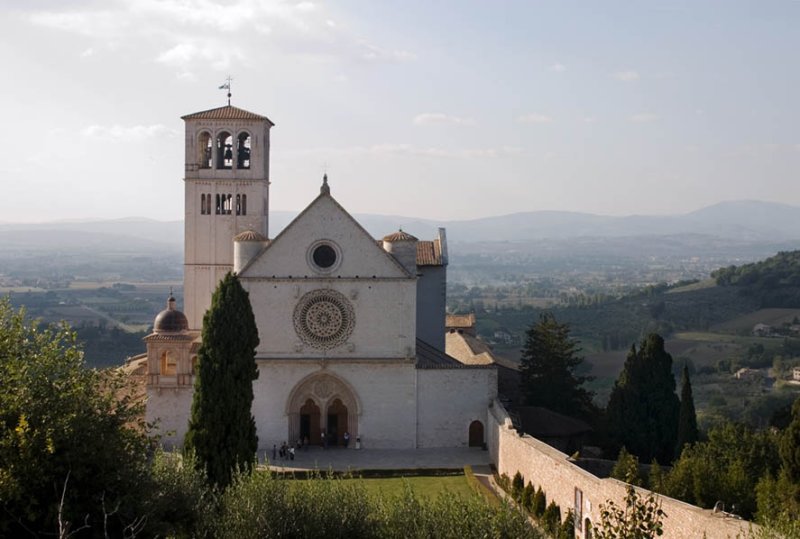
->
2, 200, 800, 250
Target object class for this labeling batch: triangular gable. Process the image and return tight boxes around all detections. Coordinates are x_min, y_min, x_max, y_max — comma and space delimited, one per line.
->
240, 193, 412, 279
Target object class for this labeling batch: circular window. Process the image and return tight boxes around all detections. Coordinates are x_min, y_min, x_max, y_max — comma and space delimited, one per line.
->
293, 289, 355, 349
307, 240, 341, 273
312, 244, 337, 268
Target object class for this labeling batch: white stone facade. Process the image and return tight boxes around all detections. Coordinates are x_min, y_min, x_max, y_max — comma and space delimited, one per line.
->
145, 104, 497, 452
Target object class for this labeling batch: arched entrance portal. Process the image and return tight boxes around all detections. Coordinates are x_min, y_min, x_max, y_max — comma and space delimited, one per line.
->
286, 372, 360, 447
468, 420, 484, 447
299, 398, 321, 445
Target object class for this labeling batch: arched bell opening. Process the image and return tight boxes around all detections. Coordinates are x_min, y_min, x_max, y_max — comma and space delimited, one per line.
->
216, 131, 233, 169
198, 131, 212, 169
237, 132, 251, 169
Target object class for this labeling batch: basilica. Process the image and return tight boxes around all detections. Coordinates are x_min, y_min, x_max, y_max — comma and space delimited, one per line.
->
143, 104, 497, 450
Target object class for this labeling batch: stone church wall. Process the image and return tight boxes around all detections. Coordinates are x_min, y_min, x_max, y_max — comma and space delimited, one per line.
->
254, 360, 418, 451
487, 400, 754, 539
417, 368, 497, 447
146, 387, 193, 449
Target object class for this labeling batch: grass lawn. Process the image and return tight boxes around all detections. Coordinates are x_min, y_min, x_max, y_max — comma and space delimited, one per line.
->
291, 474, 475, 500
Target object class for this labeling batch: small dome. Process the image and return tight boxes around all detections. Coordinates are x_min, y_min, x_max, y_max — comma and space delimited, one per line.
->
153, 294, 189, 333
234, 229, 267, 242
382, 229, 418, 242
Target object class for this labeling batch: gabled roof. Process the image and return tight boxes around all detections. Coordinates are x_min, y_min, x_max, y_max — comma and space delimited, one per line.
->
238, 190, 413, 278
181, 105, 275, 125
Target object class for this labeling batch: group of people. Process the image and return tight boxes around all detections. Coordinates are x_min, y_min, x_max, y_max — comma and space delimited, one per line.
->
271, 431, 353, 462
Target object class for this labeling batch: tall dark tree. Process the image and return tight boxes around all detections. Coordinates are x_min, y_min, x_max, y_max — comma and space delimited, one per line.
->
519, 312, 595, 420
185, 272, 259, 489
605, 334, 680, 464
675, 364, 699, 458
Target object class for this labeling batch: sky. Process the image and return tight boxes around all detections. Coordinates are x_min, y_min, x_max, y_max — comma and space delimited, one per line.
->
0, 0, 798, 223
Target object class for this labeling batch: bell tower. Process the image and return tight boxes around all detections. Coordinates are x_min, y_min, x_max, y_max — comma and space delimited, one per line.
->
181, 104, 275, 330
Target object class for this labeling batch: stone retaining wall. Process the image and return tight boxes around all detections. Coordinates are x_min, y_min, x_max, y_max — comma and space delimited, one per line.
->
487, 399, 753, 539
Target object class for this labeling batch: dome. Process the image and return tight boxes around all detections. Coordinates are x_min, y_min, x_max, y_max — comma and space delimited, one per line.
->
153, 294, 189, 333
234, 229, 267, 242
382, 230, 418, 242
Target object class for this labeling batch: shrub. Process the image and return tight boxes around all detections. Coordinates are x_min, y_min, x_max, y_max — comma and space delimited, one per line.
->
532, 487, 547, 518
558, 509, 575, 539
521, 482, 536, 512
512, 471, 525, 501
542, 501, 562, 535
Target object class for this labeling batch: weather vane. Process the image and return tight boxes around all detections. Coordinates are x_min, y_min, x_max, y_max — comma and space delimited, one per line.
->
219, 75, 233, 105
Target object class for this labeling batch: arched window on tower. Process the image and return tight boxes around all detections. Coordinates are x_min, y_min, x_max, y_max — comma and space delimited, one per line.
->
236, 194, 241, 215
237, 132, 251, 169
222, 194, 232, 214
201, 194, 207, 214
242, 194, 247, 215
215, 194, 221, 215
206, 193, 212, 215
198, 131, 212, 169
160, 351, 177, 376
216, 131, 233, 169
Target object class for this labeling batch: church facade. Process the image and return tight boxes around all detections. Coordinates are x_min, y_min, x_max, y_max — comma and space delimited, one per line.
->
144, 104, 496, 450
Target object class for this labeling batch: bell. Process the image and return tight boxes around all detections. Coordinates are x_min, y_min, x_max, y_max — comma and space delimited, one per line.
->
224, 145, 233, 160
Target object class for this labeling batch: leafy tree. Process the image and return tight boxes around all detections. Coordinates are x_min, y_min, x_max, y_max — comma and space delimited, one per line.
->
521, 482, 536, 512
663, 421, 780, 519
519, 312, 596, 420
611, 447, 643, 486
542, 501, 562, 535
0, 300, 150, 537
647, 460, 665, 493
779, 397, 800, 483
675, 365, 698, 458
595, 485, 665, 539
558, 509, 575, 539
185, 272, 260, 490
605, 334, 680, 464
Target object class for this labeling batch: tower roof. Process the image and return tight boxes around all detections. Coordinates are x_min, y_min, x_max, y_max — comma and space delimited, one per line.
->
234, 229, 268, 242
383, 230, 418, 242
153, 294, 189, 333
181, 105, 275, 125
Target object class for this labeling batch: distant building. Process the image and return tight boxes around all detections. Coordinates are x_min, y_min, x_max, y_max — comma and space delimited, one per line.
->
734, 367, 763, 381
446, 313, 477, 336
793, 366, 800, 382
493, 328, 514, 344
752, 323, 773, 337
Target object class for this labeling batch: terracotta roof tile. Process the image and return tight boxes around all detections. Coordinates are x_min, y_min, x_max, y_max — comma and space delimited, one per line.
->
415, 339, 495, 370
181, 105, 274, 124
234, 230, 268, 242
446, 313, 476, 329
416, 240, 444, 266
383, 230, 418, 242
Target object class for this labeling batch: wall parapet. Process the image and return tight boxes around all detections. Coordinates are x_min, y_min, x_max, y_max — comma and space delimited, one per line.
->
488, 399, 755, 539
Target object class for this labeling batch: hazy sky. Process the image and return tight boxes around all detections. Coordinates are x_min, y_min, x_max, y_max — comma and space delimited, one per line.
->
1, 1, 798, 223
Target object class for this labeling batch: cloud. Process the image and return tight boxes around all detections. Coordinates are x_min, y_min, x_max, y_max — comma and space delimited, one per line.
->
549, 63, 566, 72
82, 124, 178, 140
613, 70, 640, 82
516, 113, 552, 124
27, 0, 414, 70
412, 113, 474, 126
629, 113, 659, 123
287, 144, 522, 159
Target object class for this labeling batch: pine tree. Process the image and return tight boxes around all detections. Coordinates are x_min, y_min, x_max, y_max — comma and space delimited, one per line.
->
519, 312, 596, 420
185, 272, 260, 489
675, 364, 699, 458
605, 334, 680, 464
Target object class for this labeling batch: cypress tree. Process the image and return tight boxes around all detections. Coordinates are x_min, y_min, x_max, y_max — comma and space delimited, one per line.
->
675, 364, 699, 458
605, 334, 680, 464
185, 272, 260, 489
519, 312, 596, 420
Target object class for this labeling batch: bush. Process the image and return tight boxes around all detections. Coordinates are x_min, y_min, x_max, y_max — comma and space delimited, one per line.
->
610, 447, 642, 486
541, 501, 562, 534
532, 487, 546, 518
521, 482, 536, 512
558, 509, 575, 539
497, 472, 511, 492
511, 471, 525, 501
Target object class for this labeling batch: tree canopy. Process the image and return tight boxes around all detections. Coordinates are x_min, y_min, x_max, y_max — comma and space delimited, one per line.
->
519, 312, 596, 420
185, 272, 260, 489
605, 334, 680, 464
0, 300, 150, 537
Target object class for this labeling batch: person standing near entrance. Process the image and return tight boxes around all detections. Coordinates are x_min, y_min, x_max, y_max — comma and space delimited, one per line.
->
343, 431, 350, 448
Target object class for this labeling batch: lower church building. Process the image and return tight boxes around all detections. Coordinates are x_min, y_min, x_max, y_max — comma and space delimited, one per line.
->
143, 102, 497, 450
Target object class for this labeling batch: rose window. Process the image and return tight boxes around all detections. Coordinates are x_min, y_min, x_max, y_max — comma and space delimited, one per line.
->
293, 289, 355, 349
